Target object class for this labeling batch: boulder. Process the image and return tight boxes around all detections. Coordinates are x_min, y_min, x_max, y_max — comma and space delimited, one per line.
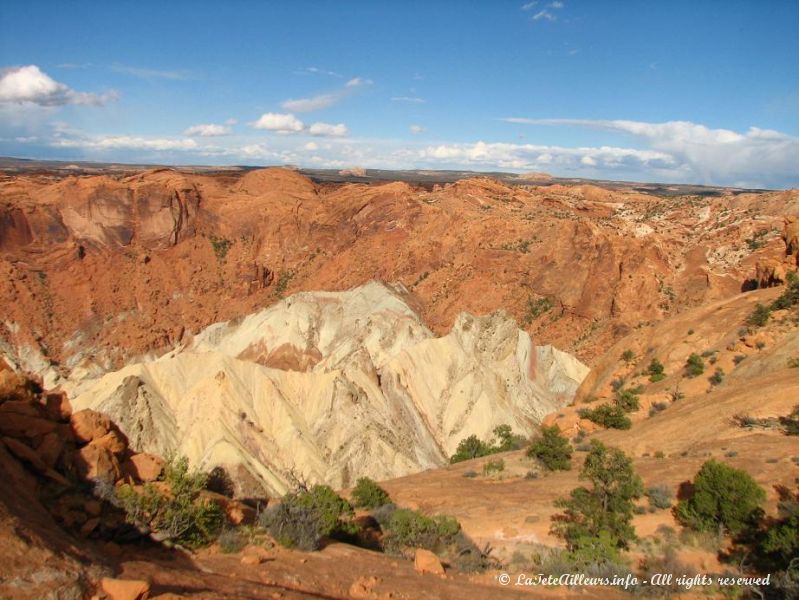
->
74, 441, 121, 482
0, 370, 33, 403
0, 411, 57, 440
45, 392, 72, 421
2, 436, 48, 473
99, 578, 150, 600
94, 430, 128, 457
70, 409, 112, 445
414, 548, 445, 575
122, 453, 164, 482
36, 432, 65, 468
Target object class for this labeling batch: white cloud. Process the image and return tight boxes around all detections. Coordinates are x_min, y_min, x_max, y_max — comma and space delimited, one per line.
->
346, 77, 372, 88
281, 77, 371, 113
253, 112, 305, 133
184, 123, 232, 137
0, 65, 117, 106
297, 66, 342, 78
111, 64, 192, 80
224, 118, 238, 125
308, 122, 348, 137
532, 9, 556, 21
501, 117, 799, 186
419, 140, 675, 173
410, 125, 426, 134
549, 1, 564, 8
392, 96, 426, 104
304, 141, 319, 150
521, 1, 538, 10
53, 135, 198, 151
282, 93, 338, 112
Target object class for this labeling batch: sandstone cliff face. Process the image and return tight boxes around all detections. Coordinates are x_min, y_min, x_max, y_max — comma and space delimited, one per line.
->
68, 282, 588, 496
3, 170, 797, 385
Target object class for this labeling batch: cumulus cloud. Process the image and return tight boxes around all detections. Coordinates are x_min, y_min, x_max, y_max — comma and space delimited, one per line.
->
250, 113, 349, 137
52, 135, 198, 151
419, 140, 675, 173
502, 117, 799, 186
304, 141, 319, 150
282, 77, 371, 113
184, 123, 232, 137
253, 112, 305, 133
0, 65, 117, 106
409, 125, 426, 134
308, 122, 348, 137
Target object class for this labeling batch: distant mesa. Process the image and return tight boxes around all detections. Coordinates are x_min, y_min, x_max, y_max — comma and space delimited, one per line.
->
339, 166, 368, 177
516, 171, 553, 181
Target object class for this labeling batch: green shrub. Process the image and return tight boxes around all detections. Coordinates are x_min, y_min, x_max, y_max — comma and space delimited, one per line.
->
552, 440, 643, 550
647, 358, 666, 382
382, 508, 460, 554
527, 425, 572, 471
578, 404, 632, 430
770, 272, 799, 310
522, 296, 553, 326
733, 354, 747, 365
450, 435, 492, 463
492, 424, 527, 451
210, 236, 232, 260
462, 470, 478, 478
351, 477, 391, 509
684, 353, 705, 378
747, 303, 771, 328
708, 368, 725, 386
648, 402, 668, 417
217, 527, 248, 553
483, 458, 505, 475
646, 484, 673, 510
621, 349, 635, 364
114, 456, 225, 548
676, 460, 765, 535
787, 357, 799, 368
614, 386, 642, 412
259, 485, 354, 551
450, 424, 525, 463
779, 405, 799, 436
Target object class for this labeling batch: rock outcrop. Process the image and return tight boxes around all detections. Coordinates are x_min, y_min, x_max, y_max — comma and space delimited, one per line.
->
68, 282, 588, 496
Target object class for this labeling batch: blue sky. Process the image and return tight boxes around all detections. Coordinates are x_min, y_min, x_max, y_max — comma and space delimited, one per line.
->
1, 0, 797, 187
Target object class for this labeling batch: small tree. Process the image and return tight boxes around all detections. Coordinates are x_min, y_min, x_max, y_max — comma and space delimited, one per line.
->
450, 435, 491, 463
259, 485, 354, 550
578, 404, 632, 430
684, 353, 705, 378
747, 303, 771, 328
614, 386, 642, 412
351, 477, 391, 509
647, 358, 666, 383
676, 460, 765, 535
621, 349, 635, 364
551, 440, 643, 550
527, 426, 572, 471
493, 424, 526, 451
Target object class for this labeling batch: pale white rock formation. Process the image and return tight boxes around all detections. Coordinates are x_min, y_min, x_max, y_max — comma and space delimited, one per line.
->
70, 281, 588, 496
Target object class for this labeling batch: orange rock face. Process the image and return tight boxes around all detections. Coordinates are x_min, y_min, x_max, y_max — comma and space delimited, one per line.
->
2, 169, 796, 376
